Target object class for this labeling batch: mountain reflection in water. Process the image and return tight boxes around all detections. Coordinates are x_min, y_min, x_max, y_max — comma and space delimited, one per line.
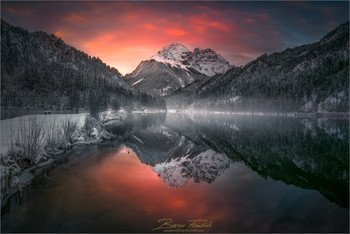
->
1, 113, 349, 233
119, 113, 349, 208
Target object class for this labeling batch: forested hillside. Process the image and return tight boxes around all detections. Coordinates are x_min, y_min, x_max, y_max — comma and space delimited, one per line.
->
1, 19, 165, 113
167, 22, 349, 113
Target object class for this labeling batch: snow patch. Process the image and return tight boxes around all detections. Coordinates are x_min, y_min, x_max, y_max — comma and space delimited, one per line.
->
131, 78, 145, 87
1, 114, 87, 156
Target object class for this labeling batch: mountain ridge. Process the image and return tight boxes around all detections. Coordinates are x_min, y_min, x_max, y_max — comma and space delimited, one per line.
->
166, 21, 349, 113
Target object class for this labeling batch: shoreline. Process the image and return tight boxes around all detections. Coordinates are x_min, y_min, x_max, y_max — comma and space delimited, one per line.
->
166, 109, 349, 119
0, 113, 118, 208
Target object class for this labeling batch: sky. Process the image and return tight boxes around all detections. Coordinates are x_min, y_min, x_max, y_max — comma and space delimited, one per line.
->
1, 1, 349, 75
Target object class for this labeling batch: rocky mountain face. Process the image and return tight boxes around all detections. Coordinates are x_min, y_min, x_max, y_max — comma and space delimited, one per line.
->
124, 59, 207, 96
151, 43, 232, 76
1, 19, 165, 112
167, 22, 349, 113
124, 43, 232, 96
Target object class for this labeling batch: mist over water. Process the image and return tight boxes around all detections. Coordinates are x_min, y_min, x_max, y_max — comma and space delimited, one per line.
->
2, 113, 349, 233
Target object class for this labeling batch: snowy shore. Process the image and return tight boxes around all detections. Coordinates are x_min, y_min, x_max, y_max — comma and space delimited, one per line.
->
0, 112, 120, 206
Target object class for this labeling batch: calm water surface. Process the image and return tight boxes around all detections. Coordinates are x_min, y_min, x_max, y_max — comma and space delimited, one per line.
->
1, 114, 349, 232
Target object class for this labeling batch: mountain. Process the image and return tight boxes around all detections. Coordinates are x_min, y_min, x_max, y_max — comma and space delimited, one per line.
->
1, 19, 165, 112
124, 43, 232, 96
167, 22, 349, 113
151, 43, 232, 76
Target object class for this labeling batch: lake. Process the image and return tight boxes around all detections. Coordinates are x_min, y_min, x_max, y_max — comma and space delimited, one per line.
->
1, 113, 349, 232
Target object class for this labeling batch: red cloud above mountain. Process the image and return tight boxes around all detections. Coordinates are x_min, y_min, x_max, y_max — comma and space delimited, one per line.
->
2, 1, 348, 74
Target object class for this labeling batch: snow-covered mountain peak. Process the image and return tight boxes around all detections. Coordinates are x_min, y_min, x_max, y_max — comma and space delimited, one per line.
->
192, 48, 222, 59
151, 43, 189, 62
188, 47, 232, 76
126, 43, 233, 96
150, 43, 232, 77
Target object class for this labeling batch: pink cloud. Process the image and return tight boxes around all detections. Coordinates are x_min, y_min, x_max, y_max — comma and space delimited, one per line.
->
143, 23, 157, 30
165, 28, 187, 36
